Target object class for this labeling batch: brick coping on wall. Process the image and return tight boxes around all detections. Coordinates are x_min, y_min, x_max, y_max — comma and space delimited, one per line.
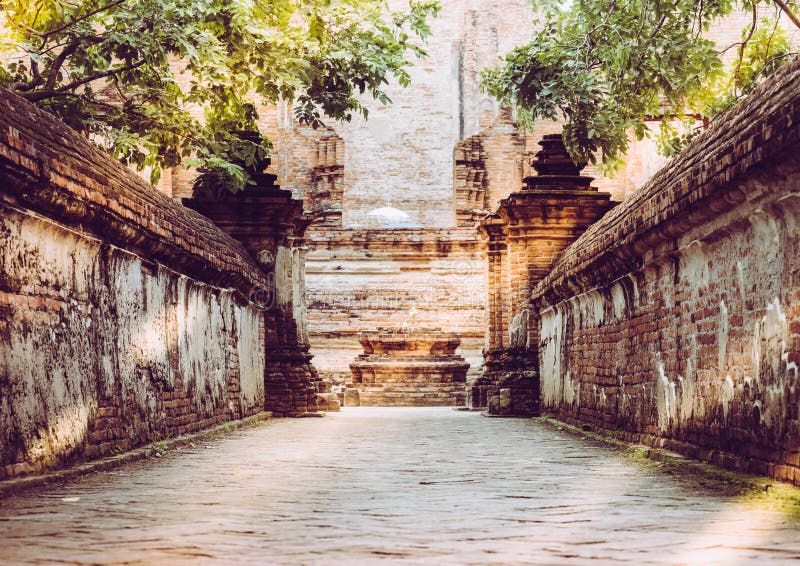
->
0, 88, 269, 300
533, 55, 800, 303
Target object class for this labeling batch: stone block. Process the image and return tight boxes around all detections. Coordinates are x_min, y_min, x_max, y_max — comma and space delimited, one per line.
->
343, 388, 361, 407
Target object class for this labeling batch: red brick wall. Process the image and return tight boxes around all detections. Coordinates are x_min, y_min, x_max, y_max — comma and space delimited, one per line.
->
534, 56, 800, 484
0, 88, 270, 479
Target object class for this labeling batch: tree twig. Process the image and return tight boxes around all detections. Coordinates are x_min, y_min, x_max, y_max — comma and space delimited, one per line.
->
24, 59, 147, 102
11, 57, 44, 91
733, 4, 758, 91
33, 0, 128, 43
771, 0, 800, 30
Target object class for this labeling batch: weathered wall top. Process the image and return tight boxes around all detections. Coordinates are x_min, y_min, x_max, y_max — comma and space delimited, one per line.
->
0, 87, 269, 299
534, 55, 800, 303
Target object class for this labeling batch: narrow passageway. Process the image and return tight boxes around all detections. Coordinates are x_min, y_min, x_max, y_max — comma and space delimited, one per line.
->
2, 408, 798, 565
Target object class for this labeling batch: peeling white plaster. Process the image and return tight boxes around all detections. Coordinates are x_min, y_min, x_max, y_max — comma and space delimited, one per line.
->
751, 297, 793, 429
750, 211, 781, 255
563, 370, 579, 407
1, 210, 265, 473
293, 248, 310, 346
679, 241, 709, 289
654, 353, 677, 432
611, 282, 626, 321
237, 307, 265, 411
721, 375, 735, 421
679, 330, 702, 423
628, 274, 640, 308
540, 306, 564, 408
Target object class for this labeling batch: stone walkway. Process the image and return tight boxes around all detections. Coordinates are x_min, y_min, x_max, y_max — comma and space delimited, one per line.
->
1, 408, 799, 565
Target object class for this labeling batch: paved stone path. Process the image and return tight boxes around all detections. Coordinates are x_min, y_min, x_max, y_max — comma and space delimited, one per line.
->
1, 407, 799, 565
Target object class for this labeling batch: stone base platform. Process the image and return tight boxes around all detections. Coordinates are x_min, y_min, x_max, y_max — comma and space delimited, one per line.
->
351, 361, 468, 406
349, 330, 470, 407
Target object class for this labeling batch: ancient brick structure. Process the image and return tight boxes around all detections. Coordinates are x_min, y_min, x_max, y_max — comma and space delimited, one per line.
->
349, 329, 469, 406
454, 136, 489, 226
308, 129, 345, 226
144, 2, 776, 396
474, 135, 615, 415
277, 1, 537, 385
533, 57, 800, 484
305, 227, 486, 386
0, 88, 315, 479
1, 0, 797, 488
183, 175, 325, 416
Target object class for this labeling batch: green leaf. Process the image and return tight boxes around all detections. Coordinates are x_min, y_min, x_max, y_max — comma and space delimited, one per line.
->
1, 0, 441, 193
481, 0, 796, 170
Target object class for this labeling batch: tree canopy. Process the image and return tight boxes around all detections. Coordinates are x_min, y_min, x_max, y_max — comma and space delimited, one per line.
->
0, 0, 440, 190
482, 0, 799, 172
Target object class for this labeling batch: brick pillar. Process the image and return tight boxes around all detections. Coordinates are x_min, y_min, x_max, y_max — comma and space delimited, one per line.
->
469, 214, 506, 408
479, 134, 614, 416
183, 173, 321, 416
453, 136, 490, 227
309, 129, 344, 227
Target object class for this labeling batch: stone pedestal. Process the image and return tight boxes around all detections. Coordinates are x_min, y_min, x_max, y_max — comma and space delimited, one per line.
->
469, 348, 502, 409
472, 134, 615, 416
183, 176, 324, 416
485, 349, 539, 417
350, 329, 469, 406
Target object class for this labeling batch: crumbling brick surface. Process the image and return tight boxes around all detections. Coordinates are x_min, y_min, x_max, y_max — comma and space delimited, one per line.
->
0, 88, 270, 479
534, 56, 800, 484
0, 89, 270, 299
453, 135, 489, 226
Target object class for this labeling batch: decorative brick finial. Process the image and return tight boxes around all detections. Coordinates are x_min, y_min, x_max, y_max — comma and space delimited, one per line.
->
523, 133, 594, 190
533, 134, 582, 175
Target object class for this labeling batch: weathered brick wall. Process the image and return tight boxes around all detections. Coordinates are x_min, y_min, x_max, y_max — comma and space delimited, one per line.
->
0, 89, 271, 479
534, 56, 800, 483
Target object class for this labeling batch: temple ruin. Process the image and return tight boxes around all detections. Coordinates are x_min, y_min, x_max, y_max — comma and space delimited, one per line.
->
1, 0, 800, 491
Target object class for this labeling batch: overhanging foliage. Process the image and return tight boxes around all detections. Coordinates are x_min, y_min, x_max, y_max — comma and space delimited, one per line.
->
0, 0, 440, 190
482, 0, 798, 172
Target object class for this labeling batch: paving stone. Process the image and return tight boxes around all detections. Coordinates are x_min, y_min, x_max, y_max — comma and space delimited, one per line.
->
1, 408, 798, 564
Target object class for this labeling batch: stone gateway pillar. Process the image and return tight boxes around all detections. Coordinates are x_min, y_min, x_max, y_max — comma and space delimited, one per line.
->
474, 134, 615, 416
470, 213, 507, 408
183, 173, 325, 416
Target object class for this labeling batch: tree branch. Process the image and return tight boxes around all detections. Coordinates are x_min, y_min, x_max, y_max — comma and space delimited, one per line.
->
23, 59, 147, 102
59, 59, 147, 92
771, 0, 800, 30
44, 38, 83, 91
41, 34, 106, 91
33, 0, 128, 43
733, 4, 758, 91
